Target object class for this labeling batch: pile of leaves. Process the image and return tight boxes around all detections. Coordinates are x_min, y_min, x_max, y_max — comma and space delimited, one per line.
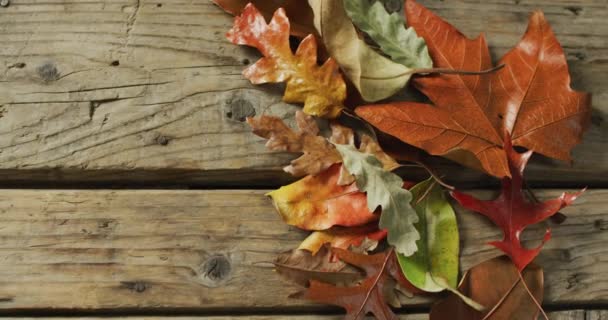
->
213, 0, 591, 319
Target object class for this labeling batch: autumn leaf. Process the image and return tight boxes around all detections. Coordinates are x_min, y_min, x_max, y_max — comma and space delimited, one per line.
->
299, 223, 387, 255
397, 178, 459, 292
356, 0, 591, 178
293, 248, 408, 320
343, 0, 432, 69
227, 4, 346, 118
267, 164, 377, 231
334, 144, 419, 256
211, 0, 315, 37
307, 0, 412, 102
430, 256, 544, 320
247, 111, 342, 177
451, 138, 584, 271
274, 246, 363, 287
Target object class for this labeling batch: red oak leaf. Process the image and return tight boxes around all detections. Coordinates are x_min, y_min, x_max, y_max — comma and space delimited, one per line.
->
451, 138, 584, 271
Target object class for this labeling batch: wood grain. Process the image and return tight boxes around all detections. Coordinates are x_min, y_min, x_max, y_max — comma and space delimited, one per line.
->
4, 311, 591, 319
0, 0, 606, 186
0, 189, 604, 311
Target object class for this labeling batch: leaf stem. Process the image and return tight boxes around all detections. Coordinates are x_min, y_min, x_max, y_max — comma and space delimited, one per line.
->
481, 277, 521, 320
353, 248, 395, 319
517, 270, 549, 320
411, 64, 506, 76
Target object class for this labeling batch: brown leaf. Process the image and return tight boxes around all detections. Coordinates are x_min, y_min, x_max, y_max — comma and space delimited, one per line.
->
247, 111, 341, 177
430, 256, 544, 320
293, 248, 406, 320
274, 246, 363, 287
356, 0, 591, 178
211, 0, 315, 37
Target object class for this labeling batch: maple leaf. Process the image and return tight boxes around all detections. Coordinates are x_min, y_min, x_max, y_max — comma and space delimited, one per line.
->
227, 4, 346, 118
451, 138, 584, 271
293, 248, 407, 320
299, 223, 387, 255
356, 0, 591, 178
211, 0, 315, 37
267, 164, 377, 230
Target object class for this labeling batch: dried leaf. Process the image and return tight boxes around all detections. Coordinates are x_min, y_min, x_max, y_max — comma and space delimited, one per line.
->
299, 224, 387, 255
308, 0, 412, 102
397, 178, 459, 292
274, 246, 363, 287
294, 248, 407, 320
334, 144, 419, 256
267, 164, 377, 230
430, 256, 544, 320
227, 4, 347, 118
211, 0, 315, 37
247, 111, 341, 177
344, 0, 432, 68
451, 138, 584, 271
356, 1, 591, 178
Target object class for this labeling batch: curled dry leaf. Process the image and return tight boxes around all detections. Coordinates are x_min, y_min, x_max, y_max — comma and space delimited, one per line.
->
227, 4, 346, 118
274, 246, 363, 287
211, 0, 315, 37
308, 0, 412, 102
334, 144, 419, 256
357, 0, 591, 178
293, 248, 408, 320
430, 256, 544, 320
344, 0, 432, 69
451, 138, 584, 271
247, 111, 341, 177
267, 164, 377, 231
299, 223, 387, 255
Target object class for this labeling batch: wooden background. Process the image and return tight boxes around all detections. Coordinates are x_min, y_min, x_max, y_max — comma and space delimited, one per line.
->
0, 0, 606, 318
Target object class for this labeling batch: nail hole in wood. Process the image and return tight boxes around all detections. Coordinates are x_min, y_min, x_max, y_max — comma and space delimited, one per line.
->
110, 60, 120, 66
120, 281, 149, 293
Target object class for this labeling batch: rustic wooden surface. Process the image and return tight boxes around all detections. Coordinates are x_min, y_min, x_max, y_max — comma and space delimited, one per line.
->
1, 0, 607, 318
0, 0, 606, 187
0, 189, 604, 311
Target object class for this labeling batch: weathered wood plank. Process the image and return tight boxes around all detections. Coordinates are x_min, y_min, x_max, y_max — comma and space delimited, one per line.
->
0, 189, 604, 310
0, 0, 606, 186
3, 310, 589, 319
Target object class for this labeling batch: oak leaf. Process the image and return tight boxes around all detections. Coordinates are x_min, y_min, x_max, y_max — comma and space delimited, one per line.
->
227, 4, 346, 118
293, 248, 407, 320
430, 256, 544, 320
356, 0, 591, 178
267, 164, 377, 231
334, 144, 419, 256
211, 0, 315, 37
451, 138, 583, 271
247, 111, 341, 177
274, 246, 363, 287
307, 0, 413, 102
344, 0, 432, 69
299, 223, 387, 255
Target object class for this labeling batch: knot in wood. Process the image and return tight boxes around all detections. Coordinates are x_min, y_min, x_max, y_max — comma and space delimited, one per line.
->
199, 254, 231, 287
120, 281, 149, 293
0, 0, 9, 7
37, 62, 60, 82
226, 99, 255, 122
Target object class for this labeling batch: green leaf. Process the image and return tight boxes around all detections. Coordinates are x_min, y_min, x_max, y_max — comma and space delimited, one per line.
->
397, 178, 459, 292
344, 0, 432, 69
307, 0, 413, 102
333, 143, 419, 256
